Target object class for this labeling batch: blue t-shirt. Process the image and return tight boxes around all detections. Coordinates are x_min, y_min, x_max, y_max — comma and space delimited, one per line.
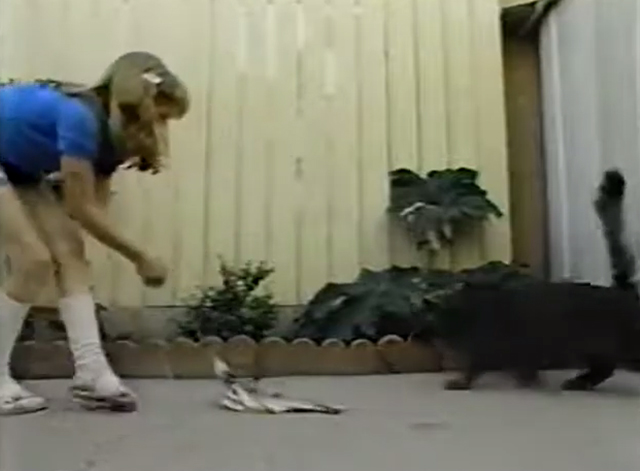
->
0, 82, 100, 177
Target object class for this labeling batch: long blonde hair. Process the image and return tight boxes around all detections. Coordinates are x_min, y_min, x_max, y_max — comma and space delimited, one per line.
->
92, 51, 189, 173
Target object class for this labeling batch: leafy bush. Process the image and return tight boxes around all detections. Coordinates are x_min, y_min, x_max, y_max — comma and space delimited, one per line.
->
286, 266, 428, 343
286, 261, 536, 343
388, 167, 503, 251
176, 260, 278, 342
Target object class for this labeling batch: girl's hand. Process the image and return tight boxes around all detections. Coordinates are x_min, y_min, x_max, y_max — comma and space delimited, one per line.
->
135, 254, 167, 287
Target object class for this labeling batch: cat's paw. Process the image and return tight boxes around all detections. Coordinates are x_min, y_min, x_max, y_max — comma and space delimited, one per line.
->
514, 370, 544, 389
444, 377, 472, 391
561, 377, 593, 391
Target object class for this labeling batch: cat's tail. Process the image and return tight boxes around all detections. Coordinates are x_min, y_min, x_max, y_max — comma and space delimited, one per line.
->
594, 169, 637, 293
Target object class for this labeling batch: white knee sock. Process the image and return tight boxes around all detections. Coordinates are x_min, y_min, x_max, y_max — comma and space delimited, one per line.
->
58, 292, 114, 381
0, 291, 31, 388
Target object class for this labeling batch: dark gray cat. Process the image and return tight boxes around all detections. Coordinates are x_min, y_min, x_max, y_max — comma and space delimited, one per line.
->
436, 169, 640, 391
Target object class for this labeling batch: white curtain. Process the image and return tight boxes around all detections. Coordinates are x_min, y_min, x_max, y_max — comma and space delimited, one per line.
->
541, 0, 640, 285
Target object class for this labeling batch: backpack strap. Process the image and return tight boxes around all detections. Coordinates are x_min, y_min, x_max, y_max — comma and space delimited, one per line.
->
0, 79, 124, 178
44, 80, 127, 178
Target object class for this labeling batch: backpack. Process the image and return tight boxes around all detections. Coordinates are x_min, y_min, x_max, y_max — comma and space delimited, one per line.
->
0, 78, 126, 178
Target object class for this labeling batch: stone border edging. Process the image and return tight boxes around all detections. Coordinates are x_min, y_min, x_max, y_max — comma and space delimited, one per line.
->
11, 335, 446, 379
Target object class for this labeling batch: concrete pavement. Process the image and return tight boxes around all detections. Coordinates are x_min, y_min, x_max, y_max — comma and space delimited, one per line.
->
1, 372, 639, 471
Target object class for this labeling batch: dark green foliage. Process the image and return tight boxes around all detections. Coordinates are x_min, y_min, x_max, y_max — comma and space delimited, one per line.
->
286, 266, 428, 343
176, 260, 278, 342
286, 261, 537, 343
388, 167, 503, 251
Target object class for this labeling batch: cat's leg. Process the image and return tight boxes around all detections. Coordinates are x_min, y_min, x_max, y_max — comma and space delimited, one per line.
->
444, 371, 482, 390
512, 368, 543, 388
561, 356, 616, 391
444, 356, 484, 390
512, 348, 545, 388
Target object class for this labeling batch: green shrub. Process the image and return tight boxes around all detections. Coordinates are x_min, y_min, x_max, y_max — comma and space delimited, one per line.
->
176, 260, 278, 342
285, 262, 536, 343
388, 167, 503, 251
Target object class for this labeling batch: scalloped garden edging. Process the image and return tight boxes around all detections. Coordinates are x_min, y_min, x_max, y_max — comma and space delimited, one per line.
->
10, 335, 446, 379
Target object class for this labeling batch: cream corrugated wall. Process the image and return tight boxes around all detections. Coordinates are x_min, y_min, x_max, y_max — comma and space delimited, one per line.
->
0, 0, 510, 307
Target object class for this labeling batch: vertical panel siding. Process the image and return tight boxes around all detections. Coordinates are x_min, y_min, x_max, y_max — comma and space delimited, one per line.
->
357, 0, 390, 272
385, 0, 422, 267
328, 0, 361, 284
471, 0, 511, 264
442, 0, 483, 270
206, 0, 242, 282
414, 0, 450, 270
0, 0, 511, 306
298, 0, 332, 302
541, 0, 640, 285
239, 0, 270, 266
268, 0, 300, 302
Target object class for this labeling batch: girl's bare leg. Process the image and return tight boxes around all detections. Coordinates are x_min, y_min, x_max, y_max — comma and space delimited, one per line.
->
19, 185, 137, 412
0, 179, 53, 415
